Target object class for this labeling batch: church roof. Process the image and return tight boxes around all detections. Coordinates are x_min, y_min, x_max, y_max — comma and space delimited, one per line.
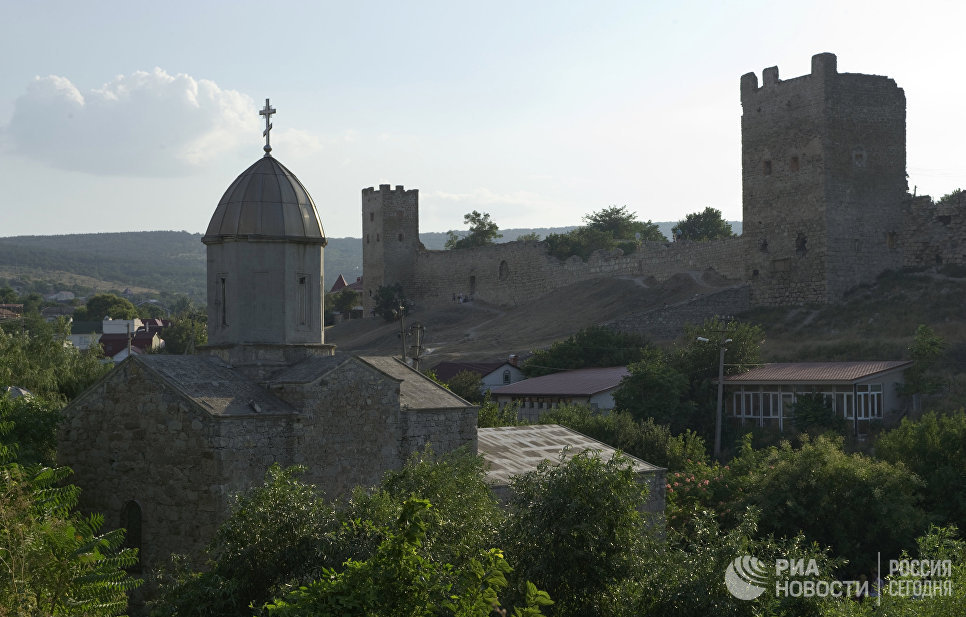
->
136, 355, 298, 416
359, 356, 475, 410
203, 156, 326, 245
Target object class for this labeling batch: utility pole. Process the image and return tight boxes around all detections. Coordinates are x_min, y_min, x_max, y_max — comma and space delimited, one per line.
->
698, 328, 733, 460
407, 321, 425, 371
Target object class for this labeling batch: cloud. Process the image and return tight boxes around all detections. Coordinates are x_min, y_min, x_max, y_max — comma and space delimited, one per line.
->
3, 68, 256, 176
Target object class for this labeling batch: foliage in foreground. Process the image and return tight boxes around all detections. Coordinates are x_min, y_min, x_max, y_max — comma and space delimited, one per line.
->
522, 325, 648, 377
264, 499, 551, 617
0, 421, 140, 616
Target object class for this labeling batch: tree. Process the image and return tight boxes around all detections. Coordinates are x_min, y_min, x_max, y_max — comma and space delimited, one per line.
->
900, 324, 946, 411
671, 206, 734, 241
330, 289, 361, 318
613, 347, 693, 429
792, 393, 847, 435
515, 232, 541, 242
74, 294, 139, 321
523, 326, 648, 377
501, 451, 648, 616
445, 211, 502, 250
162, 308, 207, 355
373, 284, 410, 322
875, 410, 966, 530
445, 370, 484, 404
583, 206, 665, 243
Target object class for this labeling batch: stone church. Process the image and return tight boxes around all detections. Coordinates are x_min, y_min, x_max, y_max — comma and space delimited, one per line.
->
57, 102, 477, 573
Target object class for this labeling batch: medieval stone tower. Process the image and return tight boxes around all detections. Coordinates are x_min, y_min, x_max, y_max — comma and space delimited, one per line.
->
741, 52, 907, 304
361, 184, 420, 313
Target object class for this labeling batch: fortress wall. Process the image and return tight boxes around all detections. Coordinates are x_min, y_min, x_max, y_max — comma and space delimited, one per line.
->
902, 194, 966, 268
410, 236, 746, 307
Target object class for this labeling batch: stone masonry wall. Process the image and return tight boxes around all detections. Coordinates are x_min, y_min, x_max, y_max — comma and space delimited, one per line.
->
410, 237, 746, 308
401, 407, 478, 458
58, 361, 228, 572
902, 193, 966, 268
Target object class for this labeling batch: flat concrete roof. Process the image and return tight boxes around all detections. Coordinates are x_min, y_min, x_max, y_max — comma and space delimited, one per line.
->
477, 424, 662, 487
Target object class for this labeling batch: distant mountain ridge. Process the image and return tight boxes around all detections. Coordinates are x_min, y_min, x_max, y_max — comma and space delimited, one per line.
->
0, 221, 742, 299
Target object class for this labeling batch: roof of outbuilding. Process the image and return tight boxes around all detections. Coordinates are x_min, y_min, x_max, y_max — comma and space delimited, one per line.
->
203, 156, 326, 245
489, 366, 629, 397
359, 356, 475, 410
431, 361, 509, 383
477, 424, 662, 486
722, 361, 912, 384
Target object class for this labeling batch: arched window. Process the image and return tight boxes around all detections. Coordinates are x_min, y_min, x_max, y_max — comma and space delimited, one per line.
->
121, 500, 142, 572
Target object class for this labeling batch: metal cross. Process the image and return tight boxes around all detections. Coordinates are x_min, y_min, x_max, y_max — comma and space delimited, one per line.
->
259, 98, 276, 155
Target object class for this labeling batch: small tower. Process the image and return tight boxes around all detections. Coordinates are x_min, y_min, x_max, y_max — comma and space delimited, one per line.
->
202, 99, 328, 346
361, 184, 420, 315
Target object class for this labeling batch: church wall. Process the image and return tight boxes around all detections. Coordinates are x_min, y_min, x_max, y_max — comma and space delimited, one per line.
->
58, 361, 227, 572
276, 359, 408, 496
401, 407, 478, 457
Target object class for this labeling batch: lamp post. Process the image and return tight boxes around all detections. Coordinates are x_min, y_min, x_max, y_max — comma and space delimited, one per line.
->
698, 335, 732, 459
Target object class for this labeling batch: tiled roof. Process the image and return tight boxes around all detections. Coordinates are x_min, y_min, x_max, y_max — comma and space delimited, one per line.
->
723, 361, 912, 384
432, 361, 506, 383
489, 366, 629, 397
478, 424, 662, 486
330, 274, 349, 292
359, 356, 474, 410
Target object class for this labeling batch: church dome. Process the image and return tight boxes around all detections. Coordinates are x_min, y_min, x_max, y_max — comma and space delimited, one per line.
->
203, 156, 326, 245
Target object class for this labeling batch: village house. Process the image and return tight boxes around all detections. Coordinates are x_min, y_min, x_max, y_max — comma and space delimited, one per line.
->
490, 366, 630, 421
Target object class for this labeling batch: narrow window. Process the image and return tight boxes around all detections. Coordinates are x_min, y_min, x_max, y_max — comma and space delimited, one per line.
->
297, 275, 308, 326
370, 212, 374, 222
503, 369, 511, 385
763, 160, 772, 176
789, 156, 799, 172
376, 233, 380, 242
398, 233, 403, 242
219, 276, 228, 326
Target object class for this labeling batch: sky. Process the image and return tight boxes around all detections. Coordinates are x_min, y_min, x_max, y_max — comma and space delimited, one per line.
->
1, 1, 964, 239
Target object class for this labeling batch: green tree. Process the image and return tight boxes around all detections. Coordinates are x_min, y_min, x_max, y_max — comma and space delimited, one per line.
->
74, 294, 139, 321
523, 326, 648, 377
445, 370, 484, 404
672, 206, 735, 241
583, 205, 665, 243
875, 410, 966, 530
543, 227, 615, 261
900, 324, 946, 411
330, 289, 361, 318
613, 347, 693, 429
445, 211, 503, 250
791, 393, 847, 435
373, 284, 410, 322
515, 232, 541, 242
0, 394, 62, 467
265, 499, 551, 617
162, 308, 207, 355
501, 451, 648, 617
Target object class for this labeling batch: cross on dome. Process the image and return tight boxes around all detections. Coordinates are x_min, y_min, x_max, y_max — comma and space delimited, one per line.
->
259, 98, 276, 156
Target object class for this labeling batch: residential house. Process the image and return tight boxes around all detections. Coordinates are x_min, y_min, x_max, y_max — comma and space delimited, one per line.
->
432, 356, 526, 394
69, 321, 103, 351
722, 361, 911, 433
490, 366, 630, 421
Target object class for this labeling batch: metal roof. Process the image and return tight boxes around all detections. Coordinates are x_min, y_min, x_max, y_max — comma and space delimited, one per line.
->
203, 156, 326, 245
432, 361, 509, 383
489, 366, 629, 397
722, 361, 912, 385
477, 424, 662, 486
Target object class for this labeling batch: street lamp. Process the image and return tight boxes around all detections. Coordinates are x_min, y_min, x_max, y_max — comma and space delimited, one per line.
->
698, 335, 732, 459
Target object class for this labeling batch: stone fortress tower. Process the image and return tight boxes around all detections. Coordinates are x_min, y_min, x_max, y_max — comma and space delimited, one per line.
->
358, 52, 927, 316
741, 52, 907, 304
361, 184, 420, 314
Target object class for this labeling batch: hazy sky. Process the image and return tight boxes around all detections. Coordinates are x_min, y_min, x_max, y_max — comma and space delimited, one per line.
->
1, 1, 964, 239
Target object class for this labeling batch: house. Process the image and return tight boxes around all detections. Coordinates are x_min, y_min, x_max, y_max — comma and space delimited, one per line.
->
45, 291, 76, 302
432, 357, 526, 393
0, 304, 23, 322
99, 331, 163, 362
490, 366, 630, 421
721, 361, 912, 433
477, 423, 665, 517
41, 305, 75, 322
330, 274, 363, 293
69, 321, 103, 350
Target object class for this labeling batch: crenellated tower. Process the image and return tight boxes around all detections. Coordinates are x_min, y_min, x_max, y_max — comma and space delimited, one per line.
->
361, 184, 420, 314
741, 52, 907, 304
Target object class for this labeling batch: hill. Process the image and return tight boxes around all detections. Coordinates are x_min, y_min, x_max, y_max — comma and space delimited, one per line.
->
0, 221, 742, 298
